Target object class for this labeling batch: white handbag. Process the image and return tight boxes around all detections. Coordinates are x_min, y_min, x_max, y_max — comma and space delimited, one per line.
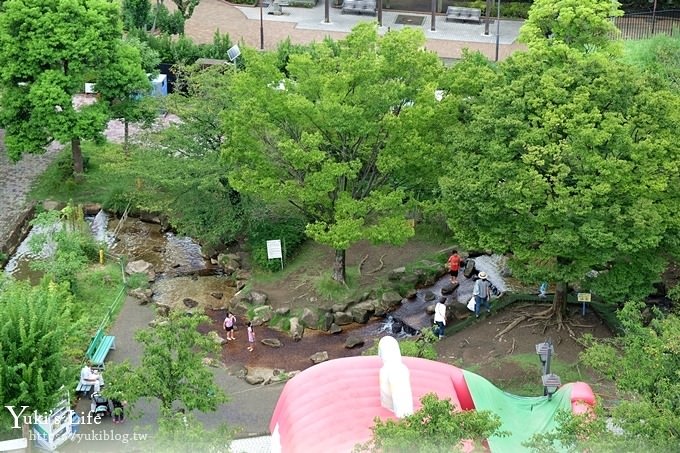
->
466, 297, 476, 312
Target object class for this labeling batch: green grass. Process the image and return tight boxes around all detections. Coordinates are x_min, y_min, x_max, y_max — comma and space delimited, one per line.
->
314, 267, 361, 301
467, 353, 583, 397
249, 240, 326, 285
30, 142, 137, 206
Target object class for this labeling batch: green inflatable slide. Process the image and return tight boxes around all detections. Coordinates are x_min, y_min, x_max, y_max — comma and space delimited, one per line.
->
463, 370, 576, 452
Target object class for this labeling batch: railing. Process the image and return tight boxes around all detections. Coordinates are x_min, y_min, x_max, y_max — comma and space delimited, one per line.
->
612, 9, 680, 39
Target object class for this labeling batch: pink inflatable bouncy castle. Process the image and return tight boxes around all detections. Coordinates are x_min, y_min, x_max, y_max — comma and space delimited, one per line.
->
269, 336, 595, 453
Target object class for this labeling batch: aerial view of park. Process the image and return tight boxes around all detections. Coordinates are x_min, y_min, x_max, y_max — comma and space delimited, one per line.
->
1, 0, 679, 451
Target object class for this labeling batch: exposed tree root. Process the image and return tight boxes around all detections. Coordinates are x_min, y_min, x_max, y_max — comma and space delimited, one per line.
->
366, 254, 386, 274
495, 315, 528, 340
358, 254, 369, 276
494, 306, 584, 340
506, 338, 516, 355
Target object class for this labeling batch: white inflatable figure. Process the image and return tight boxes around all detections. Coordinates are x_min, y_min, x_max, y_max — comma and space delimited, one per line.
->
378, 336, 414, 418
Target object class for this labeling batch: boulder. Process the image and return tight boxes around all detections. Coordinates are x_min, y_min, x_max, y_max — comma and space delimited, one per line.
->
202, 357, 220, 368
253, 305, 274, 324
331, 302, 350, 313
245, 374, 265, 385
245, 367, 280, 385
43, 200, 66, 211
390, 319, 404, 334
129, 288, 152, 305
310, 351, 329, 364
207, 331, 227, 345
388, 267, 407, 281
403, 288, 417, 299
329, 323, 343, 334
368, 298, 386, 317
463, 259, 476, 278
217, 253, 241, 275
250, 290, 269, 306
334, 311, 354, 326
183, 298, 199, 309
289, 317, 304, 341
125, 259, 153, 275
345, 335, 365, 349
320, 312, 334, 331
423, 290, 437, 302
155, 303, 171, 317
275, 306, 291, 316
440, 282, 459, 295
261, 338, 283, 348
450, 302, 472, 321
230, 289, 252, 309
425, 303, 436, 315
300, 307, 320, 329
351, 300, 375, 324
381, 291, 403, 308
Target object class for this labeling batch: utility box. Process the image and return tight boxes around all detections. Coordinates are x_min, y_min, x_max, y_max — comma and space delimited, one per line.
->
150, 74, 167, 97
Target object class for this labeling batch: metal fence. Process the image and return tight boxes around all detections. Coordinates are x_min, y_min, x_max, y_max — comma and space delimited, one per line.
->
613, 9, 680, 39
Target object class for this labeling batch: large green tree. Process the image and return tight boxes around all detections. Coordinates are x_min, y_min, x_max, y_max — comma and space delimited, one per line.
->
104, 310, 227, 420
520, 0, 623, 53
96, 41, 155, 153
0, 277, 75, 431
222, 24, 445, 283
0, 0, 128, 178
440, 44, 680, 324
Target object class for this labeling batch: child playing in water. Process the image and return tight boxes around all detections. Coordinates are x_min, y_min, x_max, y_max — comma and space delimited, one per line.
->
247, 321, 255, 352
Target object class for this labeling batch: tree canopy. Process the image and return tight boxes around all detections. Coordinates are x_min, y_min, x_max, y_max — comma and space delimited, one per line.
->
440, 44, 680, 317
520, 0, 623, 53
222, 24, 445, 283
0, 0, 143, 177
0, 277, 76, 430
105, 310, 227, 417
356, 393, 506, 452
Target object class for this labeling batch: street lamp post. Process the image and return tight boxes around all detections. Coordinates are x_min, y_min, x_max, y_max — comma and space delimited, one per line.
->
494, 0, 500, 61
260, 0, 264, 50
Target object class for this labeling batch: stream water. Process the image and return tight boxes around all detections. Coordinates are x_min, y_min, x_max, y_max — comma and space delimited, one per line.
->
4, 211, 516, 364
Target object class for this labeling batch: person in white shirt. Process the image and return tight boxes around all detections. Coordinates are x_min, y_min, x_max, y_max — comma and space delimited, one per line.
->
433, 297, 447, 339
80, 362, 104, 393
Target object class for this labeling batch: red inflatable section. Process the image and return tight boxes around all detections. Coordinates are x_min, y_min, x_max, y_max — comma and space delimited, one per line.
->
570, 381, 596, 415
269, 356, 596, 453
269, 356, 474, 453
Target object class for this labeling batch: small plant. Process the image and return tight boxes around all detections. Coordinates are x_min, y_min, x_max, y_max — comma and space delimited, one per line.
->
126, 272, 150, 290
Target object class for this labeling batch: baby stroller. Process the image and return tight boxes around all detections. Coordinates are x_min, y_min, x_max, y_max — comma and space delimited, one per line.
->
90, 392, 110, 418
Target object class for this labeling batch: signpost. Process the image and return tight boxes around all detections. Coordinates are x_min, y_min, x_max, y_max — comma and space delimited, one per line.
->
577, 292, 591, 316
266, 239, 284, 270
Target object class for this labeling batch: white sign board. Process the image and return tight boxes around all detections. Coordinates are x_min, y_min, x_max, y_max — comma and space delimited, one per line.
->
577, 293, 592, 303
266, 240, 283, 260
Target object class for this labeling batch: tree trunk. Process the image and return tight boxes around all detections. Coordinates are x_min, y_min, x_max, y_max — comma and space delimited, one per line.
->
552, 281, 567, 317
332, 249, 346, 284
124, 120, 129, 154
71, 137, 84, 181
484, 0, 493, 35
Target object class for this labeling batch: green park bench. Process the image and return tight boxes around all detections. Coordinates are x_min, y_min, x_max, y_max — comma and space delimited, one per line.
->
85, 328, 116, 369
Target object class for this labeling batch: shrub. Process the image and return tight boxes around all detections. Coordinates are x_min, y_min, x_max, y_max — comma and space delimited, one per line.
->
246, 208, 308, 271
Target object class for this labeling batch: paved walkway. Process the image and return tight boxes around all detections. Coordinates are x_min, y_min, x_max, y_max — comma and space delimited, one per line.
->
0, 131, 62, 256
186, 0, 525, 60
66, 295, 281, 452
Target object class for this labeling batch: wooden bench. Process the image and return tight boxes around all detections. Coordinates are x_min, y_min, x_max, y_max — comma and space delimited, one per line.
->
85, 329, 116, 369
445, 6, 482, 23
341, 0, 376, 16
